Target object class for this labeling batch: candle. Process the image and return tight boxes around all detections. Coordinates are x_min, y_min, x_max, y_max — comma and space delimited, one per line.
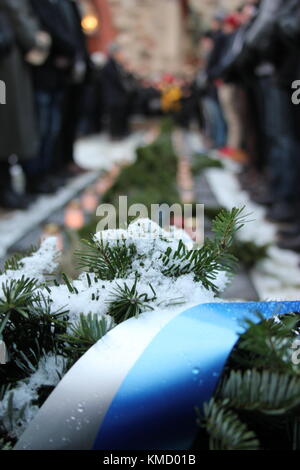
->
64, 201, 85, 230
41, 223, 64, 250
81, 190, 99, 213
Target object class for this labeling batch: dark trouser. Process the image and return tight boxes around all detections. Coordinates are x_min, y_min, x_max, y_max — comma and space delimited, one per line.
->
241, 82, 264, 168
0, 161, 11, 194
23, 89, 64, 178
79, 82, 103, 136
55, 83, 85, 170
255, 77, 300, 203
108, 104, 129, 139
201, 95, 227, 148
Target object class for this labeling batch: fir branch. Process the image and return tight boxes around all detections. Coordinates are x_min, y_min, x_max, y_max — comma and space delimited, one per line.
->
2, 246, 37, 273
76, 239, 137, 280
107, 278, 156, 324
0, 438, 12, 450
0, 294, 68, 384
218, 369, 300, 415
60, 313, 113, 357
3, 254, 24, 272
231, 313, 300, 374
191, 154, 223, 176
199, 399, 260, 450
161, 208, 246, 292
211, 206, 247, 249
0, 277, 39, 321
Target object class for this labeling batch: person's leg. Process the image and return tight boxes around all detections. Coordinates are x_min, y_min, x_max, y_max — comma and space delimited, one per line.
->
211, 98, 227, 148
23, 90, 50, 179
218, 84, 242, 149
201, 96, 219, 147
0, 161, 11, 191
263, 82, 300, 221
109, 105, 128, 140
265, 85, 297, 202
56, 84, 85, 171
22, 90, 63, 194
0, 161, 29, 210
42, 90, 64, 175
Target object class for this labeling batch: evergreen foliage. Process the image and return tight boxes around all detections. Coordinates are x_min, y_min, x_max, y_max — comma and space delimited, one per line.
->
76, 239, 137, 280
191, 154, 223, 176
59, 313, 114, 363
198, 313, 300, 450
103, 119, 179, 214
0, 118, 296, 450
107, 278, 156, 324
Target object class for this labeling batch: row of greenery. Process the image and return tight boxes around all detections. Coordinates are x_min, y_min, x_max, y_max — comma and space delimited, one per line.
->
79, 122, 269, 268
1, 121, 297, 450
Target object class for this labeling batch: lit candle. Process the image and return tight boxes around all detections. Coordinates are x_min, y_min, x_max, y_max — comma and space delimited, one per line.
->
81, 190, 99, 213
95, 178, 111, 195
64, 201, 85, 230
41, 223, 64, 251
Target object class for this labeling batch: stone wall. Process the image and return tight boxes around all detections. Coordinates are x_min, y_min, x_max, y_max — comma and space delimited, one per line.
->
104, 0, 241, 76
107, 0, 188, 76
189, 0, 242, 21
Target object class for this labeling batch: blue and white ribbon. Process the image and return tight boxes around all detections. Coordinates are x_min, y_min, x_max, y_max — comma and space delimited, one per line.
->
15, 301, 300, 450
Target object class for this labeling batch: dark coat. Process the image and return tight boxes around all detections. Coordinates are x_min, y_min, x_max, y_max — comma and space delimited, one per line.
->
0, 0, 39, 161
245, 0, 285, 56
101, 58, 130, 108
29, 0, 77, 91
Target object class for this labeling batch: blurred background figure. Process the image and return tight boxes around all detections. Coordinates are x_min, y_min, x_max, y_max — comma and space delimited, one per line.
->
101, 42, 132, 140
197, 30, 227, 150
197, 0, 300, 249
54, 0, 90, 177
0, 0, 50, 208
78, 51, 106, 136
23, 0, 80, 194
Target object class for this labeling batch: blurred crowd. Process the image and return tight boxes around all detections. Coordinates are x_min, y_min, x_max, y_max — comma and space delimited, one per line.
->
1, 0, 300, 253
0, 0, 181, 212
0, 0, 91, 210
197, 0, 300, 251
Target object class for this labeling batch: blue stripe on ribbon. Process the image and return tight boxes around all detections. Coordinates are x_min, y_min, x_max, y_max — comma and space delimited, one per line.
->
93, 301, 300, 450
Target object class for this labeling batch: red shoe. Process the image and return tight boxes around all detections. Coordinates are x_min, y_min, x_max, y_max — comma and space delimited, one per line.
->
218, 147, 248, 163
218, 146, 236, 157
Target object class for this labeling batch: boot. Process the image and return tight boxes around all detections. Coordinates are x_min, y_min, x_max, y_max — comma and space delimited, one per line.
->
278, 223, 300, 239
251, 191, 274, 206
0, 188, 30, 210
277, 234, 300, 252
26, 176, 57, 195
266, 202, 297, 223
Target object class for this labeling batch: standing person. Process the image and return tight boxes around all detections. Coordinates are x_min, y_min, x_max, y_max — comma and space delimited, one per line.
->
24, 0, 78, 194
243, 0, 298, 221
199, 32, 227, 149
55, 0, 90, 177
101, 43, 132, 140
214, 14, 244, 158
0, 0, 49, 209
